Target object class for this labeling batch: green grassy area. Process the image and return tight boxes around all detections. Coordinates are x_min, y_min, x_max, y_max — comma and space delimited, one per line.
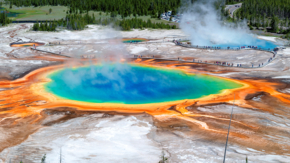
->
0, 5, 68, 20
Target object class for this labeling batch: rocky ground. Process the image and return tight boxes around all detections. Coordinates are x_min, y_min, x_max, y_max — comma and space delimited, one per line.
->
2, 111, 290, 163
0, 24, 290, 163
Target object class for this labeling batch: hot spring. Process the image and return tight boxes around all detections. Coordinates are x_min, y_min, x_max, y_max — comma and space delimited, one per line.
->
122, 38, 148, 43
44, 64, 242, 104
215, 37, 278, 50
188, 36, 278, 50
10, 42, 45, 47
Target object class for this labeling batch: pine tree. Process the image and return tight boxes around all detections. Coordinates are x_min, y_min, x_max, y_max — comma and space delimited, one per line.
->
44, 21, 48, 31
33, 22, 40, 31
92, 13, 95, 23
41, 154, 46, 163
262, 16, 266, 27
271, 16, 280, 33
40, 22, 44, 31
0, 12, 12, 26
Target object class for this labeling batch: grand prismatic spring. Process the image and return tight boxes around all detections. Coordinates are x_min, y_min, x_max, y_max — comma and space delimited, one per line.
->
45, 64, 242, 104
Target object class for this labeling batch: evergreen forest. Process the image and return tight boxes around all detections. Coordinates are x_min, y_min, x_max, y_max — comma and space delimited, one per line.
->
32, 13, 177, 31
4, 0, 181, 18
228, 0, 290, 35
237, 0, 290, 20
3, 0, 290, 36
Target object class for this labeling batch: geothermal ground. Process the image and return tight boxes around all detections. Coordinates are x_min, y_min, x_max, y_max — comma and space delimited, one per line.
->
0, 24, 290, 163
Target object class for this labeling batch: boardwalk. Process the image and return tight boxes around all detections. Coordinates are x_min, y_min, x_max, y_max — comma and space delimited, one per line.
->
30, 47, 71, 58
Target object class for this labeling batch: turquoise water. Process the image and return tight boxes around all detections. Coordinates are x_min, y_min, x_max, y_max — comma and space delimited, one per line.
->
45, 64, 242, 104
215, 37, 278, 50
217, 38, 277, 50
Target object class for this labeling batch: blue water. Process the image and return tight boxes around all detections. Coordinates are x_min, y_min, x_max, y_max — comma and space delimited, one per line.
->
196, 37, 278, 51
216, 37, 278, 50
45, 64, 242, 104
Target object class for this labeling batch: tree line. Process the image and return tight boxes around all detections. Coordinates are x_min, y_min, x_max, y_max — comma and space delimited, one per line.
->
32, 13, 177, 31
4, 0, 181, 18
118, 18, 177, 30
32, 13, 94, 31
32, 21, 57, 31
225, 0, 243, 5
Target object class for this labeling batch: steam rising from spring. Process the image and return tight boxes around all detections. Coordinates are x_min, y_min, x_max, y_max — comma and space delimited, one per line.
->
180, 0, 255, 46
59, 26, 135, 91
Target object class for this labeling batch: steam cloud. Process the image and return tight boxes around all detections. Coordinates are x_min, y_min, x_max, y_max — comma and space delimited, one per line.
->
179, 0, 257, 46
61, 25, 131, 88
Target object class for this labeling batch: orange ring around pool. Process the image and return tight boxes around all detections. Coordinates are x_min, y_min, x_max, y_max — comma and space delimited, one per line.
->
10, 42, 45, 47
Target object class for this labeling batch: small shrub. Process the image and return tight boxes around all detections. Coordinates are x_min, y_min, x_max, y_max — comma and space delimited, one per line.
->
41, 154, 46, 163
